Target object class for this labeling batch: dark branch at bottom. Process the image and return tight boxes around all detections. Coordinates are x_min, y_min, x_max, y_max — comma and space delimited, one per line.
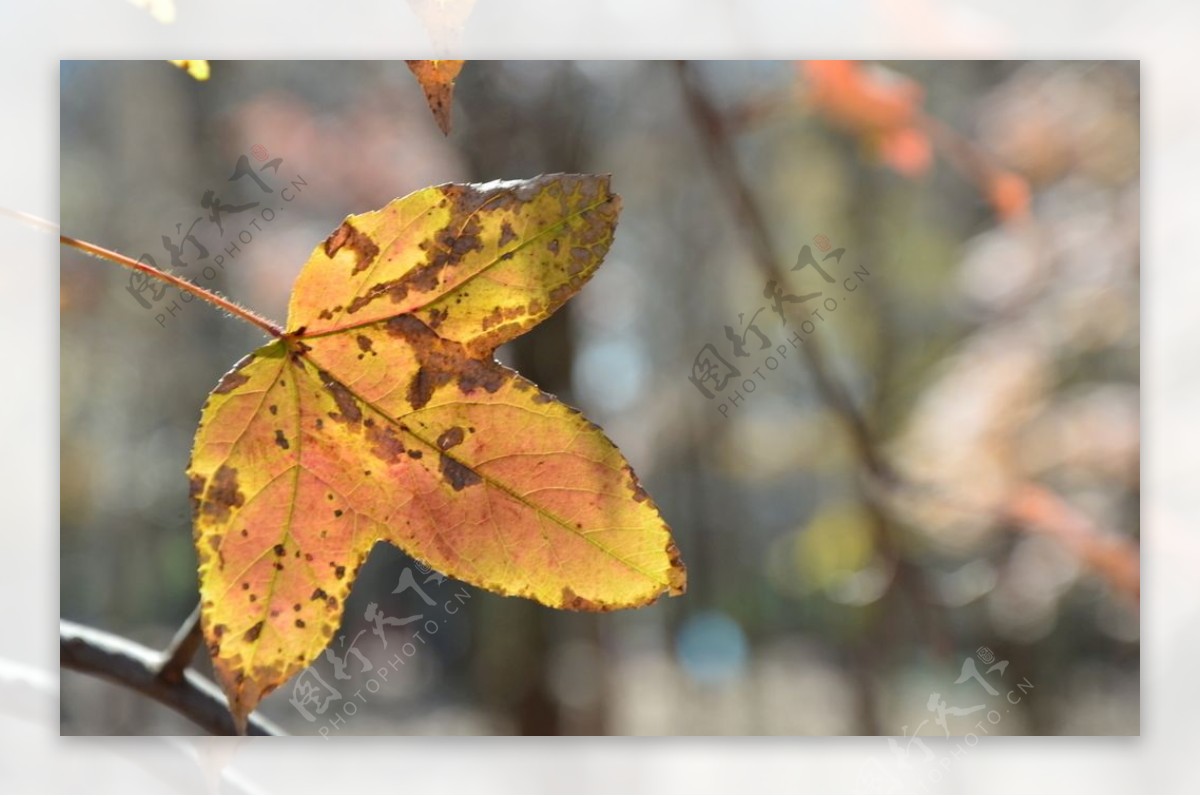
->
60, 620, 285, 736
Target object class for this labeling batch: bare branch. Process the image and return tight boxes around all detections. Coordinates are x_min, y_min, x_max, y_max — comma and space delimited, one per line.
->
60, 620, 285, 736
156, 604, 203, 685
673, 61, 949, 656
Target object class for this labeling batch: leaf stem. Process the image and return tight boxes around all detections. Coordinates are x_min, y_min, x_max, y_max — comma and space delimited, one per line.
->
60, 231, 285, 338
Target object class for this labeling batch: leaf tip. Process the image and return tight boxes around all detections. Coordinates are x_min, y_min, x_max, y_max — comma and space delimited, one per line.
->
405, 59, 464, 136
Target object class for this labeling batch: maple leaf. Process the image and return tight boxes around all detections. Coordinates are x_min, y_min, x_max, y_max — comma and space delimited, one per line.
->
186, 173, 686, 729
406, 60, 465, 135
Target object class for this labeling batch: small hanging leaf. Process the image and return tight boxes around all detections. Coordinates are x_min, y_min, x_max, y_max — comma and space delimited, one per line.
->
405, 59, 465, 135
187, 173, 686, 729
169, 59, 210, 81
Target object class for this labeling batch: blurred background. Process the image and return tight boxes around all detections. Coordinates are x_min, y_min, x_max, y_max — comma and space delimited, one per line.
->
60, 60, 1139, 736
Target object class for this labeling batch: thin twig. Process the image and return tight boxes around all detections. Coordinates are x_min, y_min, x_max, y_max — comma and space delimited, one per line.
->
673, 62, 891, 478
0, 205, 60, 233
6, 206, 283, 338
1003, 482, 1140, 602
156, 603, 204, 684
60, 233, 285, 338
673, 60, 949, 656
60, 620, 285, 736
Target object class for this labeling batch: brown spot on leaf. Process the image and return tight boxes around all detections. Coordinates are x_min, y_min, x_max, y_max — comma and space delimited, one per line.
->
311, 588, 328, 601
385, 314, 509, 408
480, 303, 527, 332
214, 370, 250, 395
324, 221, 380, 275
406, 449, 423, 460
560, 586, 611, 612
406, 366, 450, 411
335, 565, 346, 579
188, 474, 205, 509
274, 429, 290, 450
269, 404, 278, 415
437, 426, 465, 451
499, 220, 517, 247
665, 542, 687, 596
273, 544, 286, 557
356, 335, 374, 354
343, 185, 492, 317
439, 454, 482, 491
203, 465, 244, 523
212, 354, 255, 394
365, 421, 406, 462
317, 369, 362, 424
569, 247, 591, 275
243, 621, 264, 642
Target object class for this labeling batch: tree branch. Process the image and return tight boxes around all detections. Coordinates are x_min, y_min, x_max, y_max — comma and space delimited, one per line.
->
156, 604, 203, 685
673, 61, 948, 656
60, 620, 285, 736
